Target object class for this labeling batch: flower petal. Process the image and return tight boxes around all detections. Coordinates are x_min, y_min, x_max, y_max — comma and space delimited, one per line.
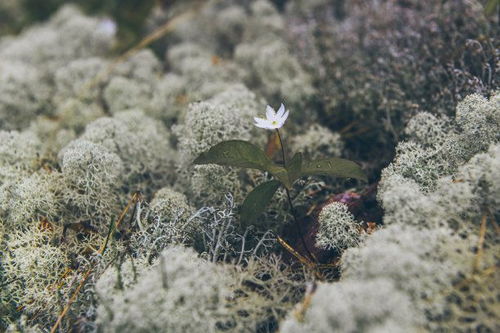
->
254, 117, 267, 125
254, 122, 269, 129
275, 115, 287, 128
266, 105, 275, 120
280, 110, 289, 123
255, 123, 269, 129
277, 103, 286, 118
254, 117, 272, 129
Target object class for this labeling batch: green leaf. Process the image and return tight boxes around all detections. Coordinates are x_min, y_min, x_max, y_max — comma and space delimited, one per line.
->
301, 158, 367, 182
267, 166, 292, 189
240, 180, 281, 226
193, 140, 290, 187
286, 152, 303, 184
194, 140, 272, 169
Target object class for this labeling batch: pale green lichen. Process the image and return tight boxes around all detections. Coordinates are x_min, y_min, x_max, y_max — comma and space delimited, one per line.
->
58, 139, 124, 229
235, 39, 314, 112
339, 223, 496, 332
80, 110, 174, 192
103, 77, 152, 113
0, 171, 59, 227
96, 246, 232, 333
0, 61, 52, 130
53, 57, 108, 103
379, 92, 499, 232
315, 202, 362, 251
281, 278, 420, 333
3, 224, 74, 324
174, 85, 262, 204
149, 73, 188, 124
290, 124, 344, 159
0, 130, 42, 182
149, 187, 193, 225
129, 187, 197, 261
0, 2, 498, 332
0, 5, 114, 74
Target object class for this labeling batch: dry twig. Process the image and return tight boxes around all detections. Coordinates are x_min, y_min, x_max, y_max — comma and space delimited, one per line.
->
49, 193, 141, 333
472, 214, 488, 272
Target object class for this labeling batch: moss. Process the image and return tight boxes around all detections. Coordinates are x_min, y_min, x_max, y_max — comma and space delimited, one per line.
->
281, 278, 420, 333
1, 2, 497, 331
174, 85, 262, 205
58, 139, 124, 230
80, 110, 174, 192
379, 93, 499, 232
290, 124, 343, 160
96, 246, 232, 332
287, 0, 498, 172
315, 202, 362, 251
3, 224, 74, 324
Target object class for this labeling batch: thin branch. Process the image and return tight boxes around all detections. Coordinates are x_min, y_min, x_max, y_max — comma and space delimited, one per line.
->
277, 236, 325, 280
472, 214, 488, 273
50, 193, 141, 333
277, 236, 315, 269
293, 281, 317, 322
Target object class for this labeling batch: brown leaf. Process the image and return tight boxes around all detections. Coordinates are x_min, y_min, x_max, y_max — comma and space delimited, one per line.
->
265, 131, 281, 159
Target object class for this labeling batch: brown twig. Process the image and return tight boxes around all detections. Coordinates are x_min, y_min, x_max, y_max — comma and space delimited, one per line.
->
293, 281, 317, 322
338, 121, 359, 134
50, 193, 141, 333
453, 265, 496, 291
277, 236, 326, 280
277, 236, 315, 269
424, 265, 497, 307
50, 269, 93, 333
342, 127, 371, 138
473, 215, 488, 273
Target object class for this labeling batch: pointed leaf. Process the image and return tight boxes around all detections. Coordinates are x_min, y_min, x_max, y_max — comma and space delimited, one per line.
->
193, 140, 290, 187
286, 152, 303, 184
193, 140, 272, 170
267, 166, 291, 189
240, 180, 281, 226
301, 158, 367, 182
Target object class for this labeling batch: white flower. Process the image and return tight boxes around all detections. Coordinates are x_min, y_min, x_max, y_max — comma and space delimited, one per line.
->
97, 18, 117, 37
254, 104, 289, 130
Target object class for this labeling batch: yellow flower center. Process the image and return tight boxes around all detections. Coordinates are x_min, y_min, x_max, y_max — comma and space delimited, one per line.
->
272, 120, 278, 125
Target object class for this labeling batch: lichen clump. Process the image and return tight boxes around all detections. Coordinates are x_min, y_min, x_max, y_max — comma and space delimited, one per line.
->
315, 202, 362, 251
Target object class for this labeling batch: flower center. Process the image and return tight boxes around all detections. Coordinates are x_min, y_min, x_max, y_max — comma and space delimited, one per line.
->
272, 120, 277, 125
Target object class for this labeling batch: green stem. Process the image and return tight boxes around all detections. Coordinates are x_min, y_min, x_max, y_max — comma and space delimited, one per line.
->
275, 129, 316, 262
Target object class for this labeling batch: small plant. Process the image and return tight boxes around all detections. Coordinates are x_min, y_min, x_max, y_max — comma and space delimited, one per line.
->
194, 103, 367, 230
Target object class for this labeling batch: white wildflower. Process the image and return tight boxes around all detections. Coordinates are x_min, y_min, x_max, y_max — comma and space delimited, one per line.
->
97, 18, 117, 37
254, 103, 289, 129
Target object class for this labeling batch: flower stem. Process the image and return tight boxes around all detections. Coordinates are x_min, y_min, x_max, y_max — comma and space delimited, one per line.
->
275, 129, 287, 167
275, 129, 316, 262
